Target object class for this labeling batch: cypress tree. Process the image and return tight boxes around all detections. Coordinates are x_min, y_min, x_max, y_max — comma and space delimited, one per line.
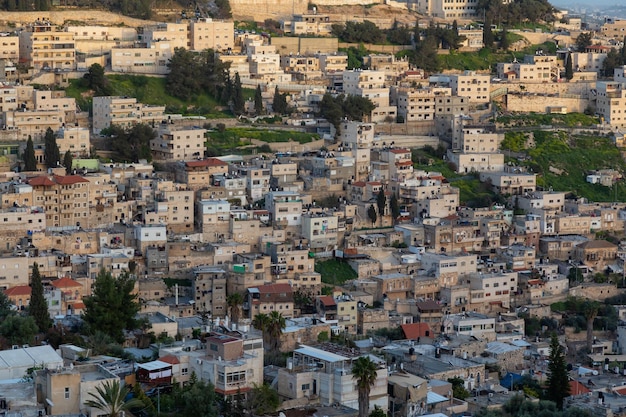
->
232, 73, 244, 116
63, 150, 73, 175
546, 333, 570, 409
24, 136, 37, 171
44, 128, 60, 168
29, 262, 52, 332
254, 85, 263, 115
565, 53, 574, 80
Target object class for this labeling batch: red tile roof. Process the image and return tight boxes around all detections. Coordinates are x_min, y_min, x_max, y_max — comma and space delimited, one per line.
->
4, 285, 31, 297
401, 323, 432, 339
318, 295, 336, 307
367, 181, 382, 186
256, 283, 293, 294
160, 355, 181, 365
352, 181, 366, 187
29, 175, 88, 186
570, 380, 591, 396
389, 148, 411, 154
185, 158, 228, 168
51, 276, 82, 289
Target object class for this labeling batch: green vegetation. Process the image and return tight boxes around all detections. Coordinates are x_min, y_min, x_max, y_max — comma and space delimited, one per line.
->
65, 75, 233, 119
437, 41, 556, 71
513, 131, 626, 202
315, 259, 358, 286
206, 127, 318, 156
497, 113, 599, 128
331, 21, 385, 44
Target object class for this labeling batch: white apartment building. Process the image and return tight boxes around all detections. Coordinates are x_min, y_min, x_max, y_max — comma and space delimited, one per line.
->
57, 127, 90, 156
110, 41, 172, 75
92, 96, 165, 133
19, 23, 76, 71
396, 86, 452, 122
449, 71, 490, 104
143, 23, 188, 50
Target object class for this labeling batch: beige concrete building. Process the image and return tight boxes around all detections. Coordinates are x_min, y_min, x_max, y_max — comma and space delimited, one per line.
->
19, 23, 76, 71
601, 19, 626, 39
110, 41, 172, 75
596, 81, 626, 128
193, 266, 227, 317
417, 0, 481, 19
0, 34, 19, 62
189, 19, 234, 51
396, 87, 451, 122
317, 53, 347, 74
57, 127, 90, 156
92, 96, 165, 133
177, 157, 229, 189
143, 22, 188, 50
1, 108, 65, 140
479, 171, 537, 195
144, 181, 194, 233
343, 69, 396, 122
449, 71, 490, 104
281, 13, 332, 35
150, 128, 206, 161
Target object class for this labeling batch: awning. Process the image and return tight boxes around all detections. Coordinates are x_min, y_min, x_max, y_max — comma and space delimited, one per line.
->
426, 391, 448, 405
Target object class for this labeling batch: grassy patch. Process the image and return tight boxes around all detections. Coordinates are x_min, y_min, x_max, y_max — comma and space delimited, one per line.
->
437, 42, 557, 71
206, 128, 319, 156
520, 131, 626, 202
497, 112, 599, 128
314, 259, 358, 286
65, 75, 234, 118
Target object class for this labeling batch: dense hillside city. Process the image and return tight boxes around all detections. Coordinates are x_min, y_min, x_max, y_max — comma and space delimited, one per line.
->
3, 1, 626, 417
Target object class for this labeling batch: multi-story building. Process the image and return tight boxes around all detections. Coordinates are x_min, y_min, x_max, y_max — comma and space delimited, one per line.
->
56, 127, 90, 156
151, 128, 207, 161
232, 165, 270, 202
193, 266, 227, 317
448, 71, 490, 104
189, 19, 234, 51
596, 81, 626, 128
317, 53, 348, 74
143, 22, 188, 49
196, 199, 231, 240
277, 344, 388, 411
110, 42, 172, 75
92, 96, 165, 133
479, 171, 537, 195
177, 158, 229, 189
417, 0, 480, 19
144, 181, 194, 233
265, 190, 303, 227
395, 86, 451, 122
343, 69, 396, 122
245, 283, 294, 318
1, 108, 65, 140
19, 23, 76, 71
301, 212, 339, 251
189, 331, 264, 396
0, 33, 19, 62
281, 13, 332, 35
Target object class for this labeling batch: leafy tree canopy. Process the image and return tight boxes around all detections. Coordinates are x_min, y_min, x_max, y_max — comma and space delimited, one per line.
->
101, 123, 156, 163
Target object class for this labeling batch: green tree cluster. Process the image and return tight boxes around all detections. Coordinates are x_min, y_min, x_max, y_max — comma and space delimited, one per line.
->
101, 123, 156, 163
83, 269, 140, 342
166, 48, 232, 103
85, 380, 144, 417
411, 22, 464, 72
2, 0, 49, 11
84, 64, 111, 96
477, 395, 593, 417
476, 0, 555, 26
602, 38, 626, 77
252, 311, 286, 350
575, 32, 593, 52
386, 21, 412, 45
318, 93, 376, 134
213, 0, 232, 19
272, 86, 288, 115
331, 21, 385, 44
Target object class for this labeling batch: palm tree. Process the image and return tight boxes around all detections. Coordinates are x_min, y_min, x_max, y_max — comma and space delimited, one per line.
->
267, 311, 286, 350
85, 380, 144, 417
252, 313, 270, 347
352, 356, 378, 417
227, 293, 244, 325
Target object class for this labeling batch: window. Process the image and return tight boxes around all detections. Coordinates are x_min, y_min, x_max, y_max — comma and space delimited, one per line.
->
65, 387, 70, 399
182, 367, 189, 375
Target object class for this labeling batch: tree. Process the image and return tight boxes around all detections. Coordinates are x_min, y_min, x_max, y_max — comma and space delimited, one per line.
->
582, 300, 600, 352
167, 48, 203, 101
448, 377, 470, 400
82, 269, 140, 342
272, 86, 288, 115
575, 32, 593, 52
254, 85, 264, 115
85, 380, 144, 417
24, 136, 37, 171
352, 356, 378, 417
390, 193, 401, 224
267, 311, 286, 350
0, 315, 37, 346
103, 123, 156, 163
369, 406, 386, 417
177, 380, 218, 417
44, 127, 60, 168
500, 26, 510, 51
376, 188, 386, 223
367, 204, 377, 226
232, 73, 245, 116
252, 313, 270, 346
483, 16, 495, 50
565, 53, 574, 80
63, 151, 73, 175
29, 262, 51, 332
84, 64, 110, 96
0, 291, 14, 319
545, 333, 570, 410
248, 384, 280, 415
227, 293, 243, 325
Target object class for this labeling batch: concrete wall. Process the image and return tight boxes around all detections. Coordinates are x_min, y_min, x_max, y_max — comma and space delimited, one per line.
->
505, 94, 589, 113
569, 283, 619, 301
231, 0, 309, 21
503, 81, 595, 97
338, 42, 411, 53
272, 37, 339, 55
